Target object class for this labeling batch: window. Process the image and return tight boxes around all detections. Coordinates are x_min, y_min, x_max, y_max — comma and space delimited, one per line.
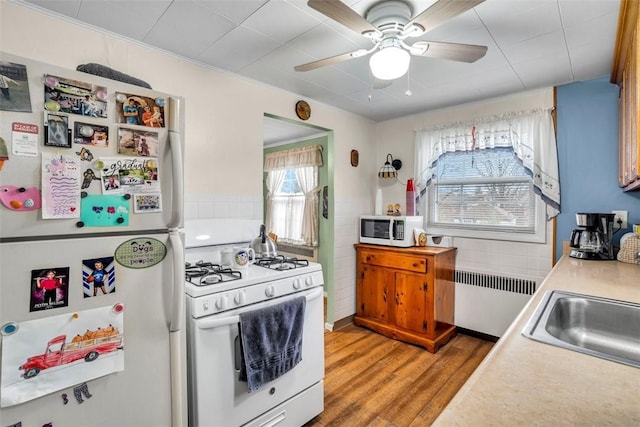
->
271, 168, 306, 244
278, 169, 302, 195
415, 109, 559, 243
429, 148, 536, 232
264, 144, 323, 246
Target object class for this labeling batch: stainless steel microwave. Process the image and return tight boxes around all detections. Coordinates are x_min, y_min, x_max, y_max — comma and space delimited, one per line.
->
359, 215, 423, 247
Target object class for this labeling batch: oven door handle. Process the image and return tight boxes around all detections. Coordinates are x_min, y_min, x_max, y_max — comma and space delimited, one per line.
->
197, 287, 324, 330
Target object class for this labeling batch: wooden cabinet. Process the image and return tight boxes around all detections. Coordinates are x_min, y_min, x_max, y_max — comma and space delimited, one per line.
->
612, 0, 640, 191
354, 244, 456, 353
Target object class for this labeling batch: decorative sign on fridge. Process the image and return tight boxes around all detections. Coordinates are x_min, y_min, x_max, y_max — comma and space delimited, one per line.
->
114, 237, 167, 269
0, 305, 125, 408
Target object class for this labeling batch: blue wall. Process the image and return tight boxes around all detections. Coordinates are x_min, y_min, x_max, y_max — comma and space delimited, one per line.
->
555, 76, 640, 261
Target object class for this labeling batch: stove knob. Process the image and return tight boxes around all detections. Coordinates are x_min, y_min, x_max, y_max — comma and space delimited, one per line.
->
265, 285, 276, 298
203, 301, 209, 311
293, 278, 301, 290
215, 296, 228, 310
234, 291, 246, 305
305, 276, 313, 287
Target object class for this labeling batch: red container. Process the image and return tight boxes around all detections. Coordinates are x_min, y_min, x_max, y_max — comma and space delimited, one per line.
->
406, 179, 416, 216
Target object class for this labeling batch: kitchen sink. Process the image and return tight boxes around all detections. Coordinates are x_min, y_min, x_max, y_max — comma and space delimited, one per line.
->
522, 290, 640, 368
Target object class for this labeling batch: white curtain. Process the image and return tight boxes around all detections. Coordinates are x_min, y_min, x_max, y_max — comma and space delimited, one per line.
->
295, 166, 320, 246
264, 145, 323, 246
265, 169, 286, 239
414, 108, 560, 219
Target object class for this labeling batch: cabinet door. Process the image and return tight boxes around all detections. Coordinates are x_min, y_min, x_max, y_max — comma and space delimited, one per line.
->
393, 271, 433, 336
358, 265, 391, 322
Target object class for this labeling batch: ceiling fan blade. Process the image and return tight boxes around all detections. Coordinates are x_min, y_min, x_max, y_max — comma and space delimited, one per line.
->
411, 41, 487, 63
408, 0, 484, 34
295, 49, 367, 72
307, 0, 379, 36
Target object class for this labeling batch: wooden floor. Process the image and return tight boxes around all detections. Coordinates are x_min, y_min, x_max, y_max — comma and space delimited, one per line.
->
304, 324, 494, 427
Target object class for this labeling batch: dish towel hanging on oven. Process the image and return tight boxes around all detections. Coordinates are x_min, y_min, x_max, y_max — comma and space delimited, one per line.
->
239, 295, 306, 392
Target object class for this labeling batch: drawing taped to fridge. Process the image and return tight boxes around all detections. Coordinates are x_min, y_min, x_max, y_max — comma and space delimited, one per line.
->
1, 305, 125, 407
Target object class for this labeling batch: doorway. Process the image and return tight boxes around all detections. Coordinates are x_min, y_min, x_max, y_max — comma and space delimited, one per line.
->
263, 114, 335, 328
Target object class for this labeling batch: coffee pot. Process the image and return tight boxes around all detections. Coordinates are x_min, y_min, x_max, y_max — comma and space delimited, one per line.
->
570, 229, 602, 253
569, 213, 616, 260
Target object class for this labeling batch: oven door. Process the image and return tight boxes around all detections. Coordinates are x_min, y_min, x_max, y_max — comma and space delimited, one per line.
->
187, 286, 324, 427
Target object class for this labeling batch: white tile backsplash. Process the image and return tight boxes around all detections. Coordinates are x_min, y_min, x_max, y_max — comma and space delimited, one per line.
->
185, 193, 263, 220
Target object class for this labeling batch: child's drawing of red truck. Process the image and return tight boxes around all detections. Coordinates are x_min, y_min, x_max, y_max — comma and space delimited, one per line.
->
19, 329, 123, 379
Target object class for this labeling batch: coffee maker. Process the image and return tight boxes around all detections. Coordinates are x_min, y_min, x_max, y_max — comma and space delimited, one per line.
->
569, 213, 616, 260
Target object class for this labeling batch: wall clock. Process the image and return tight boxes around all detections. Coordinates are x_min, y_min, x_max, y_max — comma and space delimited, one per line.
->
295, 100, 311, 120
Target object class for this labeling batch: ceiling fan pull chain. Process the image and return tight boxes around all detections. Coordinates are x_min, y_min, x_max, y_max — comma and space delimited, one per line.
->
405, 64, 412, 96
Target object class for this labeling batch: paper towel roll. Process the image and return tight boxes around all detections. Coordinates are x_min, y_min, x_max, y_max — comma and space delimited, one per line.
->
375, 189, 382, 215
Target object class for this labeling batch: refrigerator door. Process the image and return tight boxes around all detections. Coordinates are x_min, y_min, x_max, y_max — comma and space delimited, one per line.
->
0, 52, 184, 240
0, 232, 185, 426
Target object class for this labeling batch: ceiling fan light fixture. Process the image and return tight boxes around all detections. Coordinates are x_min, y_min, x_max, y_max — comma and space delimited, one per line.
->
369, 46, 410, 80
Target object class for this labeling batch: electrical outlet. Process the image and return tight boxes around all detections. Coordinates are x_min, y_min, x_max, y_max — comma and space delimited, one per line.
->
612, 210, 628, 229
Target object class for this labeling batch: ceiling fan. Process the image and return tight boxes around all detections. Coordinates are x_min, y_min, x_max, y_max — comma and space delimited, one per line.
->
295, 0, 488, 81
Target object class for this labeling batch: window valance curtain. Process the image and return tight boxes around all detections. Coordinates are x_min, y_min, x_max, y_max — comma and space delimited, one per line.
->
264, 144, 323, 171
414, 108, 560, 219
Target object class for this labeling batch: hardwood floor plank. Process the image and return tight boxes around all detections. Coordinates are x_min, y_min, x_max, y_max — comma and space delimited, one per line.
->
305, 324, 493, 427
321, 344, 418, 425
409, 340, 494, 426
378, 335, 481, 426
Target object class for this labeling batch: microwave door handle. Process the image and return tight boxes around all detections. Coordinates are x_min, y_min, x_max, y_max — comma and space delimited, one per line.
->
389, 219, 393, 245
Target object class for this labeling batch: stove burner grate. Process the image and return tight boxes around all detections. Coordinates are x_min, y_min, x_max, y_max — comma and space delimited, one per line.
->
255, 255, 309, 271
185, 261, 242, 286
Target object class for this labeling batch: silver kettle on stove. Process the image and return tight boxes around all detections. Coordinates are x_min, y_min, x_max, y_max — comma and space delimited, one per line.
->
250, 224, 278, 257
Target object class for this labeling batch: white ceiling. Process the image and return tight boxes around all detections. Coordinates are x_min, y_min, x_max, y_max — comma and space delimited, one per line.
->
19, 0, 621, 126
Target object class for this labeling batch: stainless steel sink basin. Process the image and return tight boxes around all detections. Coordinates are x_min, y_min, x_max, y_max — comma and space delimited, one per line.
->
522, 290, 640, 368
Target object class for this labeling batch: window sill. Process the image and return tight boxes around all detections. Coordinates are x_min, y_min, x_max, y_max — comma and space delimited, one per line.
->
426, 225, 547, 244
277, 243, 316, 258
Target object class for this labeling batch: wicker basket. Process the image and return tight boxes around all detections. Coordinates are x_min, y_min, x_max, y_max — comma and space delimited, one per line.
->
617, 233, 640, 264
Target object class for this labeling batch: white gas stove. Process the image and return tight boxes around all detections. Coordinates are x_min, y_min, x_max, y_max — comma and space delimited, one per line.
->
185, 256, 324, 317
184, 219, 325, 427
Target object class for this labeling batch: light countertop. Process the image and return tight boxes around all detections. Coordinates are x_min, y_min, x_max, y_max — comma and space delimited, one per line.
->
433, 256, 640, 426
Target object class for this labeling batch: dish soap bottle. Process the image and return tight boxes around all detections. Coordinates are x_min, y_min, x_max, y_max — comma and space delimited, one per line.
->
406, 179, 416, 216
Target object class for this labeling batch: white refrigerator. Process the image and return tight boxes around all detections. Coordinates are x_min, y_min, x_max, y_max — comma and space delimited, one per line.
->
0, 52, 186, 426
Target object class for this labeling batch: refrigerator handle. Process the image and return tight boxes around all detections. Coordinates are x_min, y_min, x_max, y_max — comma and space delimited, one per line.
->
169, 229, 185, 332
168, 229, 187, 427
168, 97, 184, 229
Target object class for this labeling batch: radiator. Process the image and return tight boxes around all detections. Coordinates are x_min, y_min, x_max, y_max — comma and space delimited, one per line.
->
454, 269, 538, 338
